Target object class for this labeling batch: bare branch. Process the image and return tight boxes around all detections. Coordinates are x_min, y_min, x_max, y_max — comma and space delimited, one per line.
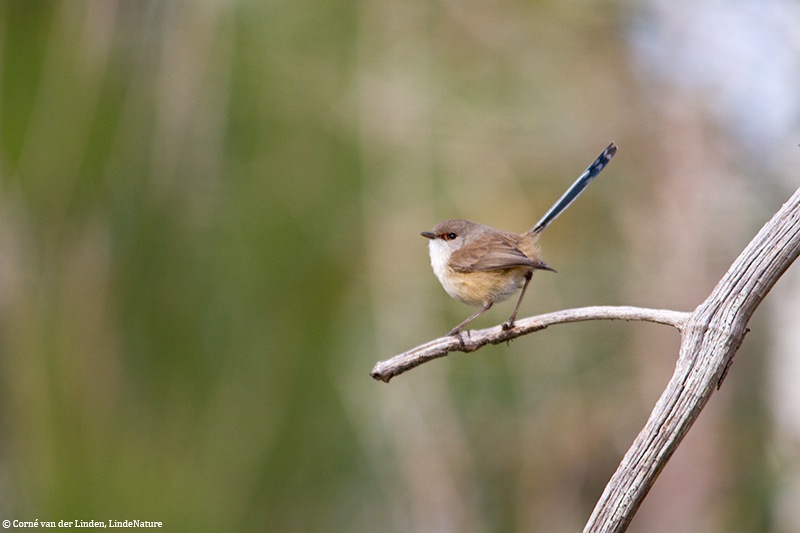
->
584, 186, 800, 533
370, 306, 689, 383
372, 185, 800, 532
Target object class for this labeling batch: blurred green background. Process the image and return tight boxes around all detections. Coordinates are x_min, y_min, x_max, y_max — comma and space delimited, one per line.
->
1, 1, 800, 532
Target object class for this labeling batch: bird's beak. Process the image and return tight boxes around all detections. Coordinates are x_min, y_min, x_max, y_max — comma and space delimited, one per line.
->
420, 231, 435, 239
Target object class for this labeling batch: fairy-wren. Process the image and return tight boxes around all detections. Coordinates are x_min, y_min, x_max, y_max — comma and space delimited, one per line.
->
421, 143, 617, 336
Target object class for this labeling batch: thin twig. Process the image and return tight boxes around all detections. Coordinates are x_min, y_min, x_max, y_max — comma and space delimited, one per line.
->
370, 306, 689, 383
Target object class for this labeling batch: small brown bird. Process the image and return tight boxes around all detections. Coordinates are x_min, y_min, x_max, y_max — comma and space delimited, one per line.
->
421, 143, 617, 336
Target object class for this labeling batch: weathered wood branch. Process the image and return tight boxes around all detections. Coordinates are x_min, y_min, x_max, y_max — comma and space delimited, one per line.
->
583, 186, 800, 532
372, 186, 800, 532
370, 306, 689, 383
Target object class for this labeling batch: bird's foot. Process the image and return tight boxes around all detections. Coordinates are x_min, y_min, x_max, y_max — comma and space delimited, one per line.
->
447, 328, 467, 348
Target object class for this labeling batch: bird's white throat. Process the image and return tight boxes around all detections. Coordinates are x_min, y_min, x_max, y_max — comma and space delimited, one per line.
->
428, 239, 452, 285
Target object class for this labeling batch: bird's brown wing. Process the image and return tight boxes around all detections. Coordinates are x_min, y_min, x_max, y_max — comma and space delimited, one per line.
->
449, 238, 549, 272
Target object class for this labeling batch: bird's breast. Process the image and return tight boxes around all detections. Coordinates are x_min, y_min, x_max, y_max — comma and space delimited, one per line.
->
428, 240, 528, 306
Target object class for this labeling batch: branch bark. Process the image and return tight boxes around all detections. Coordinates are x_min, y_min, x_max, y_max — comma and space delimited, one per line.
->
372, 186, 800, 532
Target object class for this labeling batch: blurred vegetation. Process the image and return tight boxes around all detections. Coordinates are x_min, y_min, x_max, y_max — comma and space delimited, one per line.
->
0, 1, 792, 532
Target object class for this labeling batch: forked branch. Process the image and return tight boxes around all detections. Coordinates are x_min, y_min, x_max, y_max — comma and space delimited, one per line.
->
371, 186, 800, 533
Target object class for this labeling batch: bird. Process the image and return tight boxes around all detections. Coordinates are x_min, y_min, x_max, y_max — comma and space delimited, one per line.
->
421, 142, 617, 336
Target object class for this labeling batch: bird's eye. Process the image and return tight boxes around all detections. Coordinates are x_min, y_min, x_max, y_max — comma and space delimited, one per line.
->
446, 232, 457, 240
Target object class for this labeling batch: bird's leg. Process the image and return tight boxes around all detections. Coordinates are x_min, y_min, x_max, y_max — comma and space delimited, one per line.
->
448, 301, 493, 337
502, 271, 532, 330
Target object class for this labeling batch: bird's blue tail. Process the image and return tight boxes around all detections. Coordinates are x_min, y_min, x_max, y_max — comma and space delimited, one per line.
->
528, 142, 617, 235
